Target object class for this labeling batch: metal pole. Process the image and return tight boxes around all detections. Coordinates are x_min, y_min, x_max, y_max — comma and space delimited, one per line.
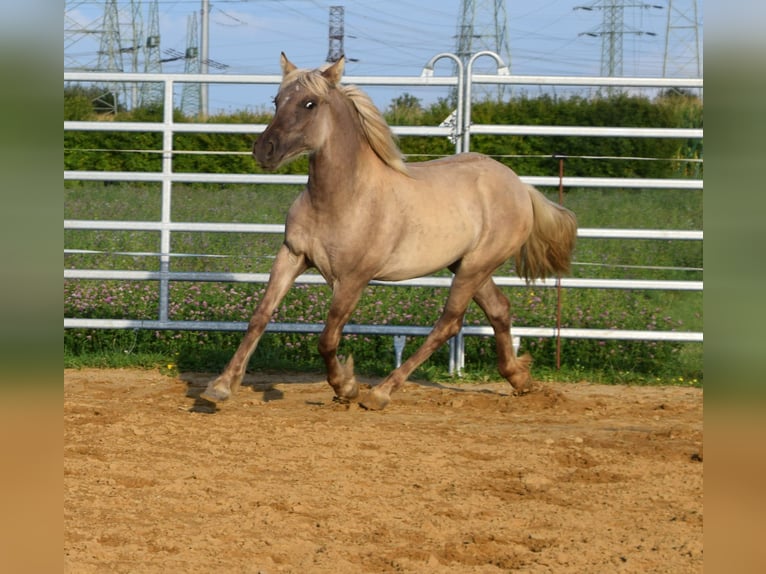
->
554, 154, 567, 370
463, 50, 509, 152
200, 0, 209, 119
159, 79, 175, 323
420, 52, 464, 154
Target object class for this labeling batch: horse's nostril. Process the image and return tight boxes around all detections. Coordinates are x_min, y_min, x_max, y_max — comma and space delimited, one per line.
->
263, 139, 275, 156
253, 136, 279, 169
253, 137, 274, 160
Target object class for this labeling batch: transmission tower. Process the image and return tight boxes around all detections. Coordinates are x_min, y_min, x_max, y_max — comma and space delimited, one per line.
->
65, 1, 103, 72
96, 0, 125, 113
97, 1, 123, 75
93, 0, 145, 111
576, 1, 661, 77
599, 0, 625, 77
181, 12, 202, 118
126, 0, 144, 108
327, 6, 345, 62
142, 0, 163, 107
455, 0, 511, 99
662, 0, 701, 78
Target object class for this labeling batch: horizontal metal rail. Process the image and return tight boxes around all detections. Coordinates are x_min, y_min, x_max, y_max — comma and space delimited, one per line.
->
470, 74, 703, 88
64, 70, 701, 88
64, 170, 702, 190
64, 121, 456, 138
63, 317, 702, 344
65, 120, 699, 139
63, 269, 703, 292
469, 125, 703, 138
63, 219, 703, 241
65, 71, 460, 87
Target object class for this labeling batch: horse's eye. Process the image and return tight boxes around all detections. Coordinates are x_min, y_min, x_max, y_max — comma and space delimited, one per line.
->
304, 100, 316, 110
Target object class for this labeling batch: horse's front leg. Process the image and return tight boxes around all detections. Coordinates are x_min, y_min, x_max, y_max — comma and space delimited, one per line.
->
201, 244, 307, 403
318, 279, 367, 402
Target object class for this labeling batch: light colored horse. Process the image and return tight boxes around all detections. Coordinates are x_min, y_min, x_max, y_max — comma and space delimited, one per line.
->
202, 53, 577, 410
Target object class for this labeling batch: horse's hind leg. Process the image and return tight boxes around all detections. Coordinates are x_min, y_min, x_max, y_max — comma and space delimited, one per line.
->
360, 269, 485, 410
201, 245, 307, 403
473, 278, 533, 393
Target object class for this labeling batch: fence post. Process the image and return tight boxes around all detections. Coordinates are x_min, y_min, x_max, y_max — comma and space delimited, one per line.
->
553, 154, 567, 370
393, 335, 406, 368
421, 52, 464, 154
448, 329, 465, 377
159, 79, 175, 324
462, 50, 509, 154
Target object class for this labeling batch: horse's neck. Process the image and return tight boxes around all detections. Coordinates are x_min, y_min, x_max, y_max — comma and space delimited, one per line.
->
307, 129, 379, 210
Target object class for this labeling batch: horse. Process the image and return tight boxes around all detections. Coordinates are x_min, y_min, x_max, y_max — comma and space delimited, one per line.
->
201, 53, 577, 410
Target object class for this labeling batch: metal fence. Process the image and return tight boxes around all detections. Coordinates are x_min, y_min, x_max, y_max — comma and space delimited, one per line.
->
64, 53, 703, 373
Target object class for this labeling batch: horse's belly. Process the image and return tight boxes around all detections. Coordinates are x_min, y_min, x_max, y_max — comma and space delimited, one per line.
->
374, 261, 448, 282
374, 229, 474, 281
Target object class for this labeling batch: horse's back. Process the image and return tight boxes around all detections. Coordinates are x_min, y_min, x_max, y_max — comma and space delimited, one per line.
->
402, 152, 529, 215
407, 152, 525, 193
408, 151, 508, 170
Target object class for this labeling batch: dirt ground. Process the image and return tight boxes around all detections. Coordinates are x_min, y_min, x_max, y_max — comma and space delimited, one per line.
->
64, 368, 703, 573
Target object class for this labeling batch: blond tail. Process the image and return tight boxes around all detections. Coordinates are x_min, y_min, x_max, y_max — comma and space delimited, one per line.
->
515, 185, 578, 283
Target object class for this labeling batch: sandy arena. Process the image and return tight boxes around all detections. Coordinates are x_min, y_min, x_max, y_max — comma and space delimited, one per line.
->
64, 368, 703, 573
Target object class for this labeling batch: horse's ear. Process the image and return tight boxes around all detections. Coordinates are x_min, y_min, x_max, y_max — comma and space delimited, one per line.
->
322, 56, 345, 85
280, 52, 297, 76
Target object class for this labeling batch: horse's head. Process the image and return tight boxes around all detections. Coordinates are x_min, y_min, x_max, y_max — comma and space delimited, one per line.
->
253, 53, 345, 171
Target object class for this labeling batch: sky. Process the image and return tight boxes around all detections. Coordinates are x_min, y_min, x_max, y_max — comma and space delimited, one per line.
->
64, 0, 703, 113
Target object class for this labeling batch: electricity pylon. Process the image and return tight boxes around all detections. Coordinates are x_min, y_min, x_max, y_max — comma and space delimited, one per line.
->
181, 12, 202, 118
96, 0, 125, 113
455, 0, 512, 100
65, 1, 103, 72
576, 1, 662, 78
142, 0, 163, 107
662, 0, 701, 78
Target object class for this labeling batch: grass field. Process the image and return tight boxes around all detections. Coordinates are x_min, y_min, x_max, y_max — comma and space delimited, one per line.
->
64, 181, 702, 386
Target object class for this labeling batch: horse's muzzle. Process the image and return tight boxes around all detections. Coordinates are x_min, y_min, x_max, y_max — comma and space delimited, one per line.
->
252, 136, 278, 170
253, 135, 274, 168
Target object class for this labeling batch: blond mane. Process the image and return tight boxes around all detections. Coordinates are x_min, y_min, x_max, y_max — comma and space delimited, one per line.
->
283, 68, 409, 176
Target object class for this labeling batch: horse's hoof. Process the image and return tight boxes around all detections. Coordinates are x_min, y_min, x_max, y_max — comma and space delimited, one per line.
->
338, 380, 359, 401
511, 386, 533, 397
511, 377, 541, 396
509, 370, 533, 393
200, 386, 231, 403
359, 389, 390, 411
333, 356, 360, 401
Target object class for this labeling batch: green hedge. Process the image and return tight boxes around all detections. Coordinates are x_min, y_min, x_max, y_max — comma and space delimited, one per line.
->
64, 88, 702, 180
